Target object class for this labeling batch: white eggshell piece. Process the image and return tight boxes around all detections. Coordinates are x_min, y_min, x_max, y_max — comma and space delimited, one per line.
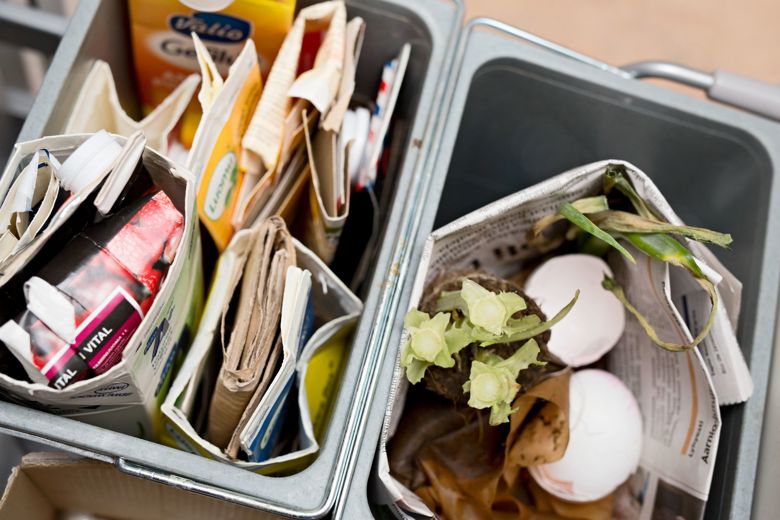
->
524, 254, 625, 367
529, 369, 643, 503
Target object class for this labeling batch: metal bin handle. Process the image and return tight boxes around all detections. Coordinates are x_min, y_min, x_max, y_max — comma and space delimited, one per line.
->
624, 61, 780, 121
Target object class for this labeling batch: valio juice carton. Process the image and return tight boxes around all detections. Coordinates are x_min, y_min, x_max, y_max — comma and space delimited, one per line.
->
128, 0, 295, 145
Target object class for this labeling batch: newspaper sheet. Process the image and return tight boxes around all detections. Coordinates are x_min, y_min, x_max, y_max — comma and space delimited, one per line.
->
374, 160, 750, 519
236, 1, 346, 227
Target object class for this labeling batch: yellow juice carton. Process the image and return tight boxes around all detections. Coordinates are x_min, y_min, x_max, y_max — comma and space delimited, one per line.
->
128, 0, 295, 145
187, 36, 263, 251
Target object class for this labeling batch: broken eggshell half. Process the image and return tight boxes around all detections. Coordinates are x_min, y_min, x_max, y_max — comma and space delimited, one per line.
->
528, 369, 642, 503
524, 254, 625, 367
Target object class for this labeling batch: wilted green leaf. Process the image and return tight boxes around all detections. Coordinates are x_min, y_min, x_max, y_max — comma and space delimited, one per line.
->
602, 165, 657, 219
602, 274, 718, 352
624, 233, 705, 278
579, 233, 613, 257
529, 195, 611, 241
558, 202, 636, 264
592, 210, 732, 248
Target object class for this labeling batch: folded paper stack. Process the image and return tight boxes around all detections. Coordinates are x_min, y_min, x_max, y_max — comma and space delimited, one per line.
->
161, 217, 362, 472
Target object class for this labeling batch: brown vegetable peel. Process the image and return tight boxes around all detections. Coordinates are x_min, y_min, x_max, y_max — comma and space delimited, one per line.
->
389, 371, 613, 519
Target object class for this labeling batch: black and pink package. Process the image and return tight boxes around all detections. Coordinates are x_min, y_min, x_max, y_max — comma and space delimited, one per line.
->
2, 190, 183, 389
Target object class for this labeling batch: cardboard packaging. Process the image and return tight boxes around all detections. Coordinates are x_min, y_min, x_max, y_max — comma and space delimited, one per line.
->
5, 191, 184, 390
0, 135, 203, 440
186, 36, 263, 251
0, 452, 276, 520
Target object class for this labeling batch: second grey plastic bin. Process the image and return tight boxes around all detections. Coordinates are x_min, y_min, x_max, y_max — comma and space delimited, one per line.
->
336, 20, 780, 520
2, 0, 462, 517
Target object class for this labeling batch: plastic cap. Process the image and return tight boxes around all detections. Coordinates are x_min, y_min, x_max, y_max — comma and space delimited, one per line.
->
58, 130, 123, 194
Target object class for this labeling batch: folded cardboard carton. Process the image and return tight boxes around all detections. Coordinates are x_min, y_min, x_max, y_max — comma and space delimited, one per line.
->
0, 135, 203, 438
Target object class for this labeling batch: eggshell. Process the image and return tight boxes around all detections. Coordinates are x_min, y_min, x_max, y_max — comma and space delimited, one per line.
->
524, 254, 625, 366
529, 369, 643, 502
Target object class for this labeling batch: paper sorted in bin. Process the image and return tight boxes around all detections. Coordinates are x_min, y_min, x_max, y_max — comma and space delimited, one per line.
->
93, 132, 148, 216
328, 43, 410, 287
234, 1, 348, 231
0, 133, 203, 438
241, 1, 346, 176
0, 131, 124, 272
375, 160, 752, 518
0, 150, 62, 263
236, 264, 314, 462
342, 107, 370, 185
127, 0, 294, 148
303, 13, 368, 249
291, 16, 369, 263
204, 217, 296, 454
168, 1, 412, 275
160, 221, 362, 473
298, 109, 351, 264
356, 43, 410, 190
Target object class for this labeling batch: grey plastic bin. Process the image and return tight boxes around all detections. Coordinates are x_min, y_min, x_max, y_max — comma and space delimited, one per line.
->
336, 20, 780, 520
3, 0, 462, 517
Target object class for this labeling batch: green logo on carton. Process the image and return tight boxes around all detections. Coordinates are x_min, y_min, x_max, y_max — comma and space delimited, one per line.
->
204, 151, 237, 220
